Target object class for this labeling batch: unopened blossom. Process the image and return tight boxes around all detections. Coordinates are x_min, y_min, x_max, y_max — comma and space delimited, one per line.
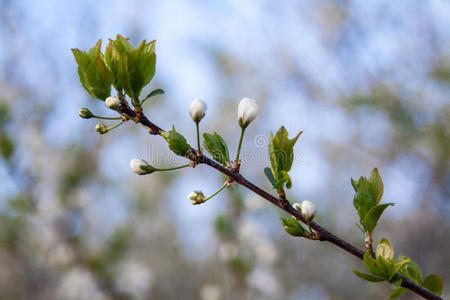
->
237, 97, 258, 128
130, 159, 154, 175
188, 190, 206, 205
95, 123, 108, 134
105, 96, 120, 110
300, 200, 316, 222
78, 108, 93, 119
189, 99, 207, 123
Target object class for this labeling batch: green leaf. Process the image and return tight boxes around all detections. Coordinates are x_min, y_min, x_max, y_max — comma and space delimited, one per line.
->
352, 176, 378, 229
388, 288, 408, 299
160, 125, 191, 157
352, 269, 386, 282
268, 127, 302, 191
369, 168, 384, 204
72, 40, 113, 100
363, 251, 385, 278
72, 48, 96, 97
375, 239, 395, 278
280, 217, 306, 237
86, 55, 114, 100
391, 255, 411, 279
422, 274, 443, 296
376, 239, 394, 262
351, 178, 358, 191
400, 260, 422, 285
105, 35, 134, 90
264, 167, 276, 187
364, 203, 394, 233
203, 132, 229, 166
116, 39, 156, 100
141, 88, 165, 103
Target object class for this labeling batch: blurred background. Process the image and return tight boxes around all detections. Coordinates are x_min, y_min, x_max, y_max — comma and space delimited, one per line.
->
0, 0, 449, 299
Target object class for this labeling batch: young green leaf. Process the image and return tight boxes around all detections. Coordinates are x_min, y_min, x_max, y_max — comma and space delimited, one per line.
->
352, 176, 378, 229
86, 55, 114, 100
280, 217, 306, 237
388, 287, 408, 299
351, 178, 358, 191
376, 255, 394, 279
141, 88, 165, 103
203, 132, 229, 166
72, 40, 114, 100
352, 269, 386, 282
364, 203, 394, 233
376, 239, 395, 262
422, 274, 443, 296
369, 168, 384, 204
116, 39, 156, 101
105, 35, 134, 90
400, 260, 423, 285
268, 127, 302, 191
160, 125, 191, 157
264, 167, 276, 187
391, 255, 411, 279
363, 251, 385, 278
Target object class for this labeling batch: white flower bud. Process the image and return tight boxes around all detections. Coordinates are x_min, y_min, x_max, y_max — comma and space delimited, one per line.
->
130, 158, 154, 175
237, 97, 258, 128
105, 96, 120, 110
292, 202, 301, 211
95, 123, 108, 134
188, 190, 206, 205
300, 200, 316, 222
189, 99, 207, 123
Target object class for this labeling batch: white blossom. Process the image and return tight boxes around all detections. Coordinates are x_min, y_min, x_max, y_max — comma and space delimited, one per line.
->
301, 200, 316, 222
105, 96, 120, 109
189, 99, 207, 123
237, 97, 258, 128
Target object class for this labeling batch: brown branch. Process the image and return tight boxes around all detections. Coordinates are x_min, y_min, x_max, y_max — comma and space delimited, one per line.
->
118, 103, 442, 300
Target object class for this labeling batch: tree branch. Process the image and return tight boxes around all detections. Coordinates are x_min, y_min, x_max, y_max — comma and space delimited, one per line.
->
118, 103, 442, 300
